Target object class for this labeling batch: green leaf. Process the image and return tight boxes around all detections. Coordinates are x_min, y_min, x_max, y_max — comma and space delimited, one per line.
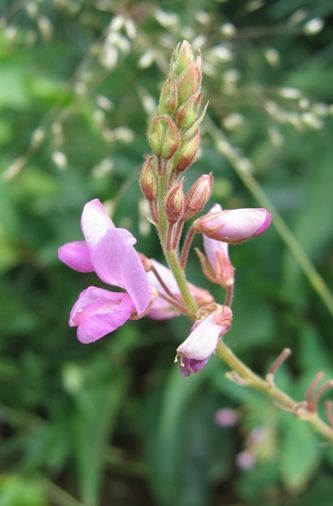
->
71, 359, 129, 506
279, 416, 319, 492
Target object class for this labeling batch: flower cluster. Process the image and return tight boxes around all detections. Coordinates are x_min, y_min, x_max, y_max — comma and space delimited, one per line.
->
59, 41, 272, 375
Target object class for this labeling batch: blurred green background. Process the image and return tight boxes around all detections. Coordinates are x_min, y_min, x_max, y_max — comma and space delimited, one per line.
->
1, 1, 333, 505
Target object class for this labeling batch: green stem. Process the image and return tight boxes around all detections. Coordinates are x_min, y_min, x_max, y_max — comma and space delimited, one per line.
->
165, 249, 198, 318
216, 340, 333, 442
155, 158, 198, 318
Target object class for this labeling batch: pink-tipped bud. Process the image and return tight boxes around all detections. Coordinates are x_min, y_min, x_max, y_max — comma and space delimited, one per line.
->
140, 156, 157, 201
183, 174, 214, 220
158, 77, 178, 116
164, 181, 184, 224
193, 208, 272, 243
173, 129, 200, 173
175, 92, 201, 130
172, 40, 195, 75
147, 116, 180, 159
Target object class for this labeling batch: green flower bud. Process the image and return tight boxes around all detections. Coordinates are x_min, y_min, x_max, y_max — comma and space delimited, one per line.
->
175, 93, 201, 130
172, 40, 195, 75
147, 116, 180, 159
164, 181, 184, 224
158, 78, 178, 116
177, 55, 202, 105
183, 174, 214, 220
173, 129, 200, 173
140, 155, 158, 201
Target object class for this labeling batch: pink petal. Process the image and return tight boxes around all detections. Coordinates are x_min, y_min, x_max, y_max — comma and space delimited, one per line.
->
80, 199, 117, 248
147, 298, 181, 320
70, 286, 135, 343
147, 260, 213, 319
148, 260, 181, 295
91, 229, 151, 316
58, 241, 94, 272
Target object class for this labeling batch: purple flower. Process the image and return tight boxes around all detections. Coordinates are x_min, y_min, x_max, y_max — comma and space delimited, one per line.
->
176, 305, 232, 376
193, 207, 272, 243
58, 199, 152, 343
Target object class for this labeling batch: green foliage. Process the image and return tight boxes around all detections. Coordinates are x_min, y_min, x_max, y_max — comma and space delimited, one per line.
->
1, 1, 333, 505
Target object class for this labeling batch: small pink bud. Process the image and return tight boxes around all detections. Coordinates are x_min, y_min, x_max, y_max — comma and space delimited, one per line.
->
173, 129, 200, 173
147, 116, 180, 159
140, 156, 157, 201
183, 174, 214, 220
175, 92, 201, 130
164, 181, 184, 224
193, 208, 272, 243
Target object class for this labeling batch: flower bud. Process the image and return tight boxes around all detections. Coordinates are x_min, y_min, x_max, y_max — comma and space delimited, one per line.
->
164, 181, 184, 224
147, 116, 180, 159
158, 77, 178, 116
183, 174, 214, 220
140, 155, 157, 201
175, 93, 201, 130
173, 129, 200, 173
177, 62, 200, 105
193, 208, 272, 243
172, 40, 195, 75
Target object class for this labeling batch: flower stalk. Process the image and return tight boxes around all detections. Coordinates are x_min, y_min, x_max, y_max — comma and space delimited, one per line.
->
59, 40, 333, 444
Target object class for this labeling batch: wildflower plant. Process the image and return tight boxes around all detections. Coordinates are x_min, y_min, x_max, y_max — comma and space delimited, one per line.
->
59, 41, 333, 443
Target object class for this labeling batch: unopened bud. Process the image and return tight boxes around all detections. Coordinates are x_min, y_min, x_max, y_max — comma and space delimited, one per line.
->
183, 174, 214, 220
164, 181, 184, 223
158, 78, 178, 116
173, 129, 200, 173
172, 40, 195, 75
177, 61, 201, 105
147, 115, 180, 159
193, 208, 272, 243
175, 93, 201, 129
140, 156, 157, 201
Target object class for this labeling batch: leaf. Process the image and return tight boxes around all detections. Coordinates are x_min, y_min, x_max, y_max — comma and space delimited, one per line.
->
72, 360, 128, 506
279, 415, 319, 492
144, 364, 207, 506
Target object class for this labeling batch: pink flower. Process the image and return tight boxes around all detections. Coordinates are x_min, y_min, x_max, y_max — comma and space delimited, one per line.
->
58, 199, 152, 343
193, 207, 272, 243
69, 287, 136, 344
197, 204, 235, 287
176, 305, 232, 376
147, 260, 213, 319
